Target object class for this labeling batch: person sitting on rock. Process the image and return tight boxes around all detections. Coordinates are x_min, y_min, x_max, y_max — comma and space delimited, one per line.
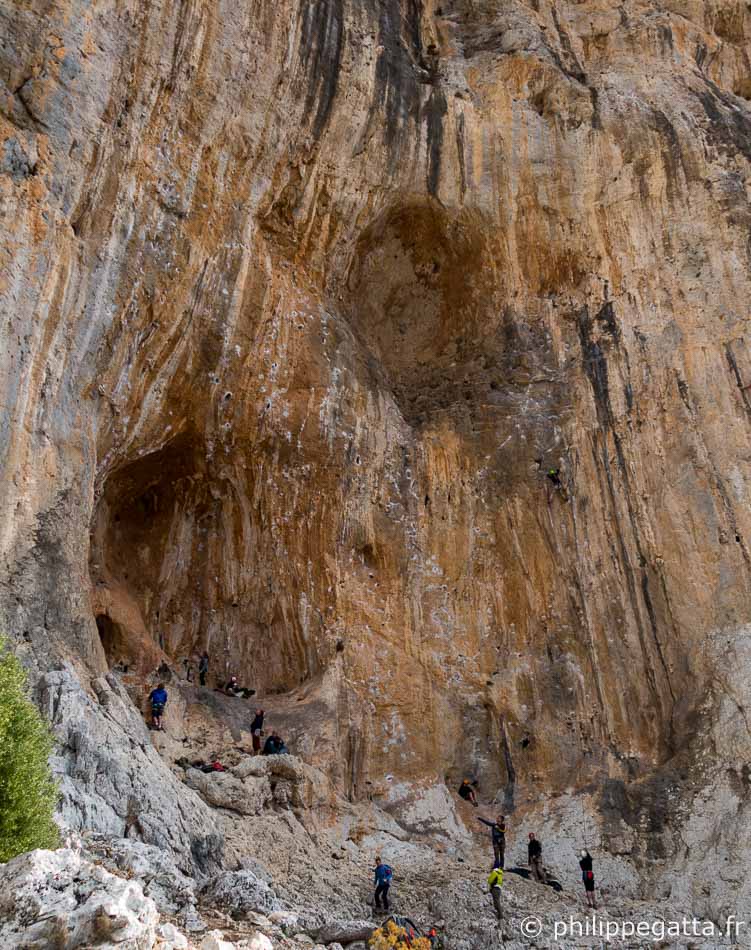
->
224, 676, 241, 696
262, 732, 281, 755
262, 732, 283, 755
148, 683, 168, 731
373, 856, 393, 911
223, 675, 255, 698
250, 709, 265, 754
224, 675, 240, 695
458, 778, 478, 807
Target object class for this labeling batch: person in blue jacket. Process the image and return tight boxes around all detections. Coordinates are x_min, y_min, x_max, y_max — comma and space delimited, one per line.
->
149, 683, 168, 731
373, 856, 393, 911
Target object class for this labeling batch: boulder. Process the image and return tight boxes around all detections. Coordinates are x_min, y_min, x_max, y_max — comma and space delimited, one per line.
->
157, 922, 189, 949
309, 921, 375, 945
200, 931, 236, 950
84, 834, 197, 915
201, 869, 281, 916
0, 848, 158, 949
233, 755, 331, 809
178, 904, 209, 933
241, 935, 274, 950
234, 757, 269, 780
185, 769, 272, 816
385, 783, 470, 844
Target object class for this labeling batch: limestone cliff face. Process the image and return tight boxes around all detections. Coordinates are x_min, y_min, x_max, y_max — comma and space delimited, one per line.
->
3, 0, 751, 820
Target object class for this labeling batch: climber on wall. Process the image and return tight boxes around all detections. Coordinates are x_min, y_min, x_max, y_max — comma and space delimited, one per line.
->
373, 856, 393, 912
528, 832, 547, 883
579, 849, 596, 908
487, 861, 504, 920
148, 683, 168, 731
250, 708, 265, 754
198, 651, 209, 686
535, 457, 563, 487
458, 778, 479, 807
477, 813, 506, 867
535, 458, 567, 499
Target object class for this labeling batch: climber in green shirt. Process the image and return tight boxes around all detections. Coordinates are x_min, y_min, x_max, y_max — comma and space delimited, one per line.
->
487, 864, 503, 920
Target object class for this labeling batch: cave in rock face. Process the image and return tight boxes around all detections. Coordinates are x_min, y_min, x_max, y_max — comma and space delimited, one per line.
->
90, 434, 203, 672
88, 432, 319, 692
348, 203, 505, 427
94, 614, 125, 667
347, 202, 571, 482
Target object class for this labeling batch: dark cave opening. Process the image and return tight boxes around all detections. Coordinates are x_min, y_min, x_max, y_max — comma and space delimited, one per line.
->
347, 202, 503, 427
346, 200, 567, 459
95, 613, 125, 667
89, 433, 207, 673
89, 432, 319, 691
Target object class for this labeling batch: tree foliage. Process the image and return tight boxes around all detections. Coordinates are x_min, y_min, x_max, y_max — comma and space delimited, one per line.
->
0, 639, 59, 862
369, 920, 432, 950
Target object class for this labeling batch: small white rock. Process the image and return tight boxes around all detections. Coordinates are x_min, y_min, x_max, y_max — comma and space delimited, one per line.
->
158, 921, 189, 948
201, 930, 237, 950
243, 935, 274, 950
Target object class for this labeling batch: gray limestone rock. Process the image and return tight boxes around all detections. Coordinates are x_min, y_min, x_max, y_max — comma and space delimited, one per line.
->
185, 768, 272, 816
0, 848, 158, 949
201, 868, 282, 917
37, 669, 224, 877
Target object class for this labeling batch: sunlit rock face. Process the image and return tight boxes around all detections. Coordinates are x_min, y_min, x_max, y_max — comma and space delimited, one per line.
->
3, 0, 751, 820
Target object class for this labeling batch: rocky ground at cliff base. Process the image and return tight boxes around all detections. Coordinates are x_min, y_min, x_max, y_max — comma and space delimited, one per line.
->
17, 657, 751, 949
7, 663, 746, 950
0, 831, 738, 950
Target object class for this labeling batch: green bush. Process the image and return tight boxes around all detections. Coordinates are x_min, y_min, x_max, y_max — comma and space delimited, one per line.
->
0, 638, 59, 861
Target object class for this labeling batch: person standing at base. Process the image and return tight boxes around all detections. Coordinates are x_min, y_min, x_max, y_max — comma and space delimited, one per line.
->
579, 849, 596, 908
487, 862, 504, 920
148, 683, 168, 731
250, 708, 264, 754
477, 814, 506, 867
528, 832, 546, 883
198, 652, 209, 686
373, 856, 393, 911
